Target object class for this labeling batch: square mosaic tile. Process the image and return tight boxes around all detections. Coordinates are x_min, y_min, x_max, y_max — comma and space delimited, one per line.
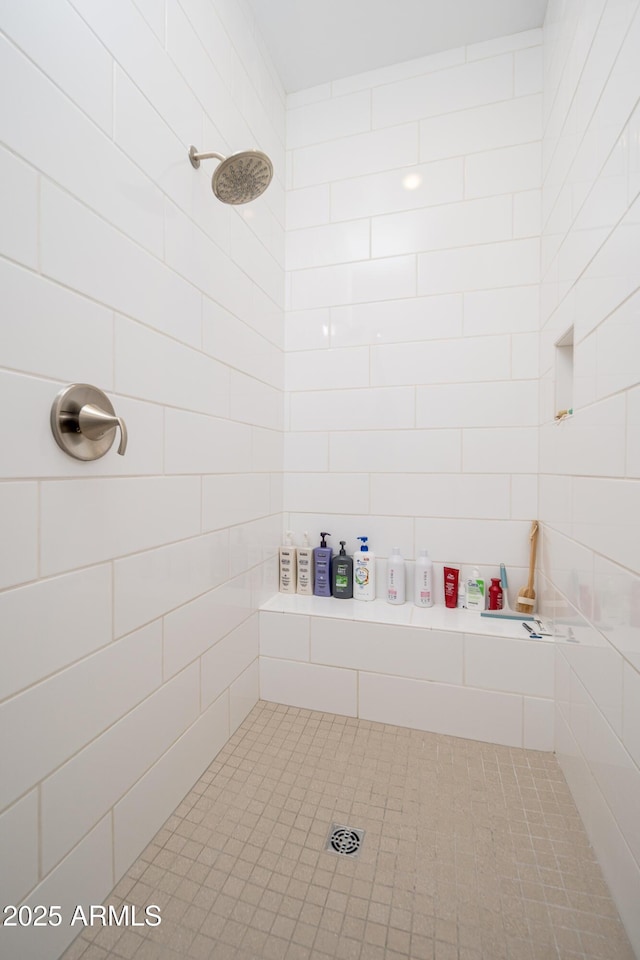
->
62, 701, 634, 960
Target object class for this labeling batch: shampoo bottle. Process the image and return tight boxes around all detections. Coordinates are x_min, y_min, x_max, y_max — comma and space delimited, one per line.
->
313, 532, 332, 597
331, 541, 353, 599
279, 531, 297, 594
386, 547, 405, 604
414, 549, 434, 608
297, 531, 314, 596
353, 536, 375, 601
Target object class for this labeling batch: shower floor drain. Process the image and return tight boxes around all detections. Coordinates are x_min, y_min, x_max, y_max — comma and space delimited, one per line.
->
325, 824, 365, 858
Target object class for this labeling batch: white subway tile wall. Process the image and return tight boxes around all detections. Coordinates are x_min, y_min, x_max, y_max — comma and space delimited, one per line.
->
0, 817, 114, 960
285, 32, 543, 579
539, 0, 640, 954
0, 2, 284, 957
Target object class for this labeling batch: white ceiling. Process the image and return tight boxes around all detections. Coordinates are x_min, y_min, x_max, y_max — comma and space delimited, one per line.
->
247, 0, 548, 93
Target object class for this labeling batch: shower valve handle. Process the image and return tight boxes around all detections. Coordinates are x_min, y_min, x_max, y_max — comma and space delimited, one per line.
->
78, 403, 128, 456
50, 384, 128, 461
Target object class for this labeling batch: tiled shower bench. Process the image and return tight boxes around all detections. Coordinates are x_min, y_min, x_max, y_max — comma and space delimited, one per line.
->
259, 595, 557, 750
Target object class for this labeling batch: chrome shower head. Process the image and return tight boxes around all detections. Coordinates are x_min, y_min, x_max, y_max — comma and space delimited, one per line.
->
188, 146, 273, 204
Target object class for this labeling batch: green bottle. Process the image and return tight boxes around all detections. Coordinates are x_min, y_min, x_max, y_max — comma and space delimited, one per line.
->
331, 541, 353, 599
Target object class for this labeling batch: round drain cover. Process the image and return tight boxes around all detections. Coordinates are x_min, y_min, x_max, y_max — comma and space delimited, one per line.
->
328, 826, 362, 856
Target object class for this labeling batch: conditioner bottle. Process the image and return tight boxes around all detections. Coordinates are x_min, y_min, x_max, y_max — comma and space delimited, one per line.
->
297, 531, 314, 596
414, 549, 434, 608
386, 547, 406, 604
313, 532, 333, 597
279, 531, 297, 594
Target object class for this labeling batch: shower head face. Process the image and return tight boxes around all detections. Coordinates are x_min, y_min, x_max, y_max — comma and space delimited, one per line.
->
211, 150, 273, 204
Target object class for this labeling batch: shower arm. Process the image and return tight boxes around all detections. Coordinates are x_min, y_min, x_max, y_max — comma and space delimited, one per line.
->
188, 147, 225, 169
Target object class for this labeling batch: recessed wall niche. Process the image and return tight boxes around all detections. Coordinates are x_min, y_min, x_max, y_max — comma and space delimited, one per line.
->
554, 325, 574, 417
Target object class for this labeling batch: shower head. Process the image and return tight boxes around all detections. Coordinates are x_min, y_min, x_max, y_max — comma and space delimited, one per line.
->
188, 146, 273, 204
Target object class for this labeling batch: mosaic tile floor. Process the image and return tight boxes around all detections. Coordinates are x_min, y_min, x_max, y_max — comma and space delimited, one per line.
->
62, 701, 634, 960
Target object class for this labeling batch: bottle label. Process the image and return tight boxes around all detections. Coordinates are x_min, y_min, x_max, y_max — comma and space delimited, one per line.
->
355, 563, 369, 586
335, 563, 348, 589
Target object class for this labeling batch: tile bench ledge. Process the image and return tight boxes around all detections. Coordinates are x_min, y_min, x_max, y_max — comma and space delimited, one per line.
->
260, 594, 558, 642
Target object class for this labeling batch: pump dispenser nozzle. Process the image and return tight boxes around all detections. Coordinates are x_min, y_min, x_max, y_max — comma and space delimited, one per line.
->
339, 540, 347, 555
356, 536, 368, 552
319, 531, 331, 548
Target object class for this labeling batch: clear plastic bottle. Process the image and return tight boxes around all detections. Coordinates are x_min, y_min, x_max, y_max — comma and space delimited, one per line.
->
457, 579, 466, 609
414, 549, 434, 608
386, 547, 406, 605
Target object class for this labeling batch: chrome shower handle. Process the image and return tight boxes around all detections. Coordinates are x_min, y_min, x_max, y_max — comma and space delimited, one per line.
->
78, 403, 128, 455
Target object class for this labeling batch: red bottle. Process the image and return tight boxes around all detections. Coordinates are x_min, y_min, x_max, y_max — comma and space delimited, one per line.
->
488, 577, 503, 610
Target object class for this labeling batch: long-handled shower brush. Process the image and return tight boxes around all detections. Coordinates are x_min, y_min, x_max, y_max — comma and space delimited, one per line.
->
516, 520, 539, 613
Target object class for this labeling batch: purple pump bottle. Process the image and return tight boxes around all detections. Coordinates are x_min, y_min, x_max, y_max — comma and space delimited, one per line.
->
313, 532, 333, 597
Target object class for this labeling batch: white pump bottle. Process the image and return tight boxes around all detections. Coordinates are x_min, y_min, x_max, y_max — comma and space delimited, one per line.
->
353, 536, 375, 601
